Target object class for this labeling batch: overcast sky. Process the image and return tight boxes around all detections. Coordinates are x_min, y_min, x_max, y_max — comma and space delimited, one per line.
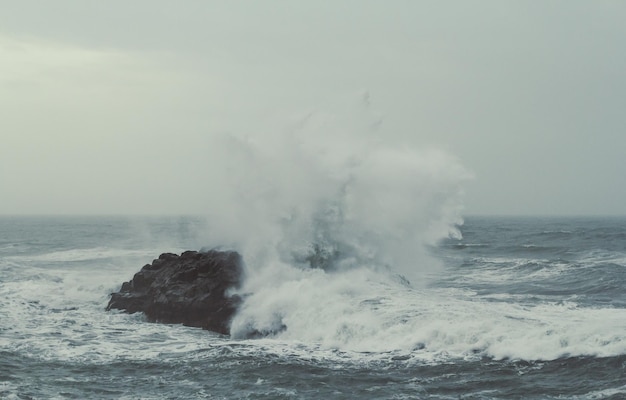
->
1, 1, 625, 216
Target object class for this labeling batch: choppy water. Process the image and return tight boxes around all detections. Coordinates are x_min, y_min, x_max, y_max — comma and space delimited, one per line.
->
1, 216, 625, 399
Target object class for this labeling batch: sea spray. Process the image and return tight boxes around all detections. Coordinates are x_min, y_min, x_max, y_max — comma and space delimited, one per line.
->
204, 106, 469, 275
198, 102, 471, 340
4, 216, 626, 399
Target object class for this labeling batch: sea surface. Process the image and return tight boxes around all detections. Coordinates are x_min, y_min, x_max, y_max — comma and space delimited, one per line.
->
1, 215, 625, 399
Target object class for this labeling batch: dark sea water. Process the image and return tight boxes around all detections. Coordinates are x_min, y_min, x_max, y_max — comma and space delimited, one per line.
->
1, 216, 625, 399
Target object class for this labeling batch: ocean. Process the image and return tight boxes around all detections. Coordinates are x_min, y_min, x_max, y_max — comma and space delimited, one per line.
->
1, 215, 625, 399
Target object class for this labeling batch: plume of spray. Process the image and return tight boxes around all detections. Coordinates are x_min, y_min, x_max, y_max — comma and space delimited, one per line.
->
201, 95, 471, 340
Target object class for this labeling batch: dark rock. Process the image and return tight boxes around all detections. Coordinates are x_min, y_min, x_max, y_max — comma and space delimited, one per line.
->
106, 250, 243, 335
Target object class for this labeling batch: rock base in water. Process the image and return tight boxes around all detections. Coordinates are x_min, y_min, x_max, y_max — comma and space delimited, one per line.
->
106, 250, 243, 335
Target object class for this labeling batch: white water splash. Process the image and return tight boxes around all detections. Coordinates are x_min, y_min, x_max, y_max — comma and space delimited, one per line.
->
197, 100, 470, 340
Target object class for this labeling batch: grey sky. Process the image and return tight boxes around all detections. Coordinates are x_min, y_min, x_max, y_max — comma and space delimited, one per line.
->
1, 1, 625, 216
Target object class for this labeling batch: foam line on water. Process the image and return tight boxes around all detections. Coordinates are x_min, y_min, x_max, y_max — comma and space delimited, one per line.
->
5, 247, 160, 263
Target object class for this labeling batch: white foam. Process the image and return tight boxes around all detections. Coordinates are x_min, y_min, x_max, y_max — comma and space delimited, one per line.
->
0, 382, 21, 400
2, 253, 625, 366
0, 245, 205, 364
448, 257, 573, 284
1, 271, 221, 364
230, 266, 626, 362
6, 247, 160, 263
579, 250, 626, 267
577, 384, 626, 400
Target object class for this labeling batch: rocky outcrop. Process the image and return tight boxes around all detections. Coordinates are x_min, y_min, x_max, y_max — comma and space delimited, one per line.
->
106, 250, 243, 335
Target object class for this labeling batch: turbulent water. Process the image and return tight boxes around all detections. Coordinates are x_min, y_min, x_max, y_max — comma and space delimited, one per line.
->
1, 215, 625, 399
2, 111, 625, 398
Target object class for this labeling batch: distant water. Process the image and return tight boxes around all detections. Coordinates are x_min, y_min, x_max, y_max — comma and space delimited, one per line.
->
1, 215, 625, 399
